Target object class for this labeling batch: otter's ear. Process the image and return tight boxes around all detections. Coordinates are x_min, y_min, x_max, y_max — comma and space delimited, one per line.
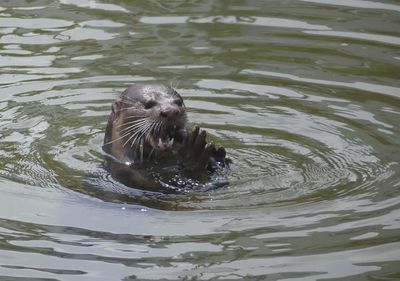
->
111, 99, 122, 117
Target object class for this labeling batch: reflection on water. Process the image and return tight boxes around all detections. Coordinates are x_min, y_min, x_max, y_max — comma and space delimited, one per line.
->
1, 0, 400, 280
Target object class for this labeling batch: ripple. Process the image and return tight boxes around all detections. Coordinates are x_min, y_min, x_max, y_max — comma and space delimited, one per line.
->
140, 15, 331, 31
79, 20, 125, 28
241, 69, 400, 98
193, 16, 331, 31
0, 54, 56, 67
300, 0, 400, 12
59, 0, 129, 13
1, 1, 400, 280
0, 72, 397, 211
0, 17, 73, 29
71, 54, 104, 61
304, 30, 400, 46
197, 79, 304, 98
159, 64, 213, 70
58, 27, 118, 41
0, 73, 63, 85
1, 34, 60, 45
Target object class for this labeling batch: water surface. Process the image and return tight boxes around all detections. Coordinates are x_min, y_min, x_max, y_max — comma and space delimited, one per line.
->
1, 0, 400, 280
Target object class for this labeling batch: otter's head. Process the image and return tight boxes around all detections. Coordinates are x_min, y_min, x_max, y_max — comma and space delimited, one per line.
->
104, 84, 187, 160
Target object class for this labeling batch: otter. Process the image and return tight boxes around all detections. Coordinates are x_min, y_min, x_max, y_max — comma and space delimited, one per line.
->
103, 83, 229, 192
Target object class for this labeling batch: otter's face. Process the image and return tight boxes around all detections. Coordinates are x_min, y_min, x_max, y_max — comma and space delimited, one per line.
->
113, 85, 187, 154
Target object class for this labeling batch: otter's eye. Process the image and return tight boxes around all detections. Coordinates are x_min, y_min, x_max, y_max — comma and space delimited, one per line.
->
174, 99, 183, 107
144, 100, 157, 109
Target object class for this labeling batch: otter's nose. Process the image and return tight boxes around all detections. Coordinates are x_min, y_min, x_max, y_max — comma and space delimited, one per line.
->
160, 107, 180, 119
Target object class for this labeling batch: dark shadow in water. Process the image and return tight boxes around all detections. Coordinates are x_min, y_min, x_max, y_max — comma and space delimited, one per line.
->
79, 154, 230, 210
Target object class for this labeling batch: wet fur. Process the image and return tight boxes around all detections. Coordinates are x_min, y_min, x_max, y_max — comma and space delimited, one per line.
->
103, 83, 229, 191
103, 84, 186, 164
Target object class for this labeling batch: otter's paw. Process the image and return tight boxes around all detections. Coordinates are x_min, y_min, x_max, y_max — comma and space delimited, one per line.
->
179, 126, 230, 172
208, 146, 231, 172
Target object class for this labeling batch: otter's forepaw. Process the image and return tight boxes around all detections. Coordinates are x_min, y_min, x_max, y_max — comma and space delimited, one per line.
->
208, 146, 231, 172
178, 126, 230, 172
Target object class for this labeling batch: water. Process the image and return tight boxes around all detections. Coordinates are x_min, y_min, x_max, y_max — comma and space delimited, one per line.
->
1, 0, 400, 280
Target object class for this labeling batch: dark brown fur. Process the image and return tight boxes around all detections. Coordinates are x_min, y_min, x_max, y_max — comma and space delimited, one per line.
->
103, 83, 229, 191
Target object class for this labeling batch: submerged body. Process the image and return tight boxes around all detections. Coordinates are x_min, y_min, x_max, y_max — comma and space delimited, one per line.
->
103, 83, 229, 192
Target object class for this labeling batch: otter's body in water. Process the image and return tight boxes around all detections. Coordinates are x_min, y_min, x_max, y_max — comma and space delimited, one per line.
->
103, 83, 229, 192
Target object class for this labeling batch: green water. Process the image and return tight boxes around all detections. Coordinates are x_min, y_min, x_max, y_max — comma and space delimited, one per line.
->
1, 0, 400, 280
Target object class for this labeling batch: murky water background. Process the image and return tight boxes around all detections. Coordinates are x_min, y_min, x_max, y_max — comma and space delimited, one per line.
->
1, 0, 400, 280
